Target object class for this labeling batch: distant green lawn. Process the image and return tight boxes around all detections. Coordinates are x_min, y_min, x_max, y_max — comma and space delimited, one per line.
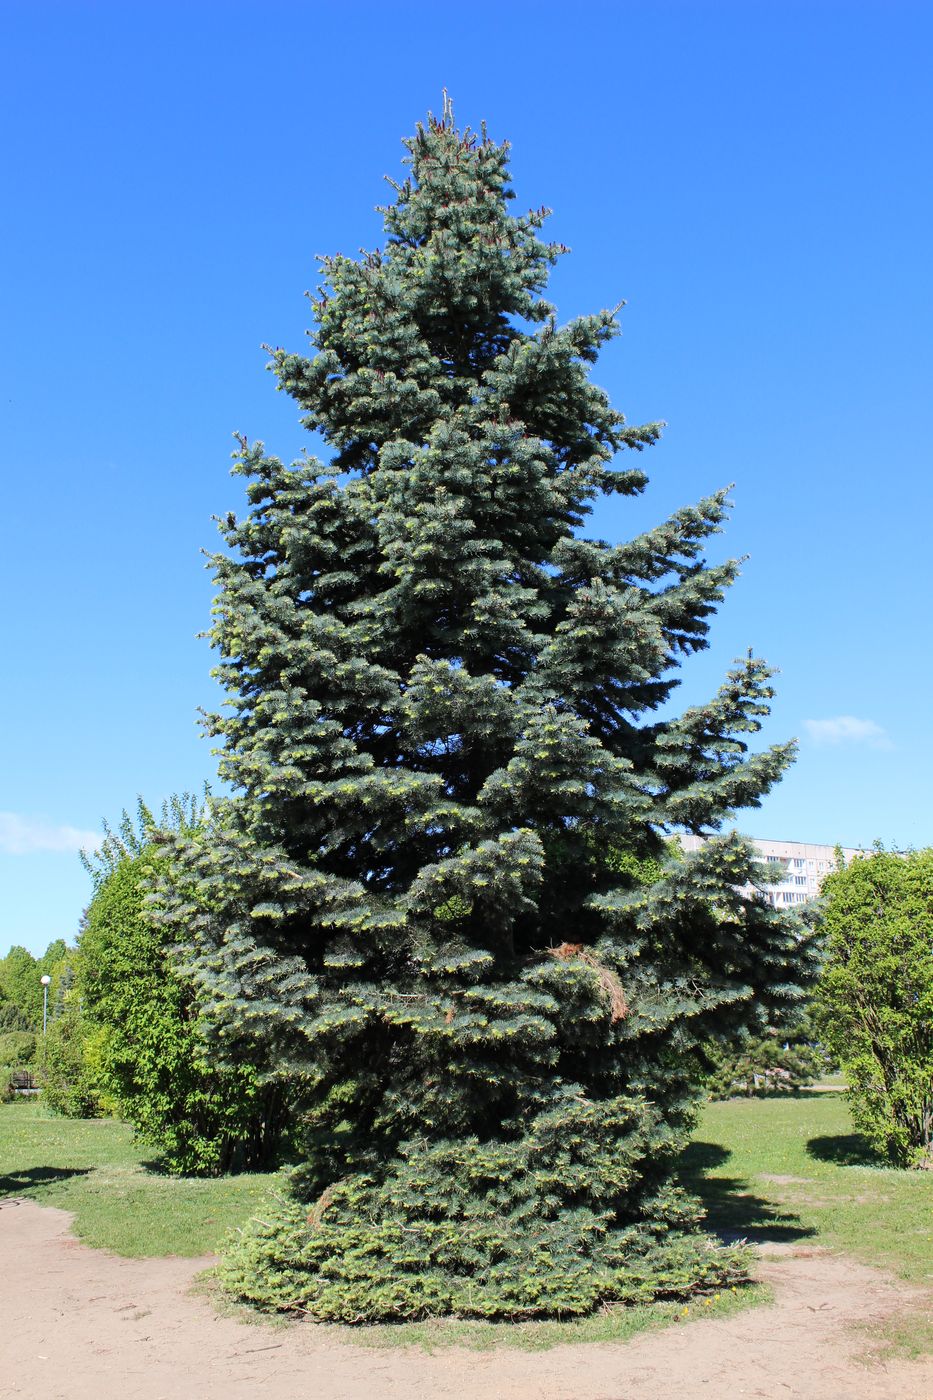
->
2, 1093, 932, 1351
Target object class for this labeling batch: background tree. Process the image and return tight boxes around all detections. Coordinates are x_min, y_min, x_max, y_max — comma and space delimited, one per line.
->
818, 846, 933, 1167
0, 1002, 33, 1032
0, 940, 76, 1101
159, 101, 813, 1319
80, 798, 293, 1173
0, 1029, 37, 1068
0, 946, 45, 1028
0, 940, 68, 1029
706, 1001, 828, 1099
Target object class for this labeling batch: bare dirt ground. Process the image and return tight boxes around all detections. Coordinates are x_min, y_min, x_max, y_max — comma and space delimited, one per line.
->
3, 1197, 933, 1400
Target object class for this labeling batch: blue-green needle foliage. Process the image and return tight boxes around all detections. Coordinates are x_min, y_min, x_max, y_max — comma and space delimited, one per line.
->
157, 103, 811, 1320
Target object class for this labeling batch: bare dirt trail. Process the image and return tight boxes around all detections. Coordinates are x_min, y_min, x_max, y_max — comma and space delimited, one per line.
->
2, 1197, 933, 1400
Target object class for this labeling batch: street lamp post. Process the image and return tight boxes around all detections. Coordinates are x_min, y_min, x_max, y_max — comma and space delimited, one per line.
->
40, 974, 51, 1034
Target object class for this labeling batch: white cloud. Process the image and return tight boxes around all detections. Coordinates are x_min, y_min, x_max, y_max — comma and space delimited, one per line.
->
803, 716, 892, 749
0, 812, 102, 856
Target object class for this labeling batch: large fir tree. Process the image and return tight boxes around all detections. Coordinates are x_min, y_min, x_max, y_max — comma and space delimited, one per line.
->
160, 100, 811, 1319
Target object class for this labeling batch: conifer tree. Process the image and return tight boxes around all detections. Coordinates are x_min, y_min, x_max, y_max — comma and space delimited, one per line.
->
159, 100, 812, 1319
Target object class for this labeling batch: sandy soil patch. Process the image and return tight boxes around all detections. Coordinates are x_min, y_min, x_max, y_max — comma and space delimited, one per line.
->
2, 1197, 933, 1400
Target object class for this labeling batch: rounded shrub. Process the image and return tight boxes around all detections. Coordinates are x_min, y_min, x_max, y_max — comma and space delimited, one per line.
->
0, 1030, 36, 1067
80, 849, 289, 1175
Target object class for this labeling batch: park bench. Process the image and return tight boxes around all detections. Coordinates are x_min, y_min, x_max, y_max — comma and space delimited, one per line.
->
8, 1069, 39, 1095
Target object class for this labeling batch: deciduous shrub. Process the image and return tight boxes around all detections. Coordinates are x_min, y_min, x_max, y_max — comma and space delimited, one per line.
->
818, 847, 933, 1167
0, 1030, 37, 1067
39, 1001, 106, 1117
80, 848, 290, 1175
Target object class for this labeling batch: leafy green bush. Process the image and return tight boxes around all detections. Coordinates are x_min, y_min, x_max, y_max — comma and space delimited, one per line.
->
0, 1030, 37, 1067
39, 1002, 106, 1118
80, 1023, 119, 1117
818, 846, 933, 1167
80, 848, 290, 1175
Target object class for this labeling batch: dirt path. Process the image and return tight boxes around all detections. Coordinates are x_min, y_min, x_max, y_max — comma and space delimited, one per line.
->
2, 1198, 933, 1400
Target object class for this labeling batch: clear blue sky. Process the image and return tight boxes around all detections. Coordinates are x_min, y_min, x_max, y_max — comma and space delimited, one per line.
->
3, 1, 931, 955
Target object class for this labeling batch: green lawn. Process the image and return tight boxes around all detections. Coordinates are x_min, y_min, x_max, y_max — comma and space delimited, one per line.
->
2, 1092, 932, 1351
0, 1102, 281, 1256
683, 1093, 933, 1359
685, 1094, 933, 1291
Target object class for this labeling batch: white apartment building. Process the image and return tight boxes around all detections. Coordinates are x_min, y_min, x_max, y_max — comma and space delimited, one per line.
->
677, 835, 868, 908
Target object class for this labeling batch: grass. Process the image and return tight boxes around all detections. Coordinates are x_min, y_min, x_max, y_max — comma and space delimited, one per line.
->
0, 1101, 281, 1256
684, 1094, 933, 1290
3, 1090, 933, 1352
683, 1093, 933, 1361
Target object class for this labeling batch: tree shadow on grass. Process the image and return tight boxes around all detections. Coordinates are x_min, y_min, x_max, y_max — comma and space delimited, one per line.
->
137, 1154, 284, 1178
678, 1141, 815, 1245
0, 1165, 92, 1197
783, 1088, 845, 1099
138, 1156, 186, 1177
806, 1133, 884, 1168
